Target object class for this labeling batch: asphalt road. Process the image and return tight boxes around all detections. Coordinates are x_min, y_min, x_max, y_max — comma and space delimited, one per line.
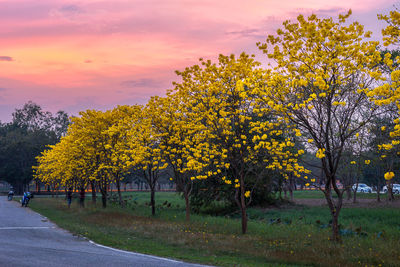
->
0, 196, 209, 267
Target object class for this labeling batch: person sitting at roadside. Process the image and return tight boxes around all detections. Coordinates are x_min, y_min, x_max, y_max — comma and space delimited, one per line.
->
7, 187, 14, 201
21, 191, 32, 207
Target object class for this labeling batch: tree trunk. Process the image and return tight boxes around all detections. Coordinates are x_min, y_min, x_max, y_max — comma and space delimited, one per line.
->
324, 186, 343, 242
101, 191, 107, 208
331, 210, 341, 242
240, 201, 247, 234
184, 191, 190, 221
388, 186, 394, 201
346, 187, 352, 200
353, 174, 360, 203
240, 175, 247, 234
353, 187, 358, 203
79, 187, 85, 208
289, 175, 294, 201
100, 179, 107, 208
116, 178, 123, 207
91, 180, 97, 204
150, 188, 155, 216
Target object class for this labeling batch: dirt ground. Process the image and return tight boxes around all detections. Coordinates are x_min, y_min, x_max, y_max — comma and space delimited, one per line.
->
294, 196, 400, 208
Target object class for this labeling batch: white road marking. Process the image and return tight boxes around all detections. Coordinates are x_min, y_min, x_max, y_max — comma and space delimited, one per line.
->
0, 226, 54, 230
88, 240, 191, 264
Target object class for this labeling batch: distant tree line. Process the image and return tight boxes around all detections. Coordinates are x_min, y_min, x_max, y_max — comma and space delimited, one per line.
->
0, 101, 69, 194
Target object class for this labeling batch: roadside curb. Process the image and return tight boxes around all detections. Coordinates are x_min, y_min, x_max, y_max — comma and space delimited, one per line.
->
87, 239, 211, 266
23, 198, 212, 267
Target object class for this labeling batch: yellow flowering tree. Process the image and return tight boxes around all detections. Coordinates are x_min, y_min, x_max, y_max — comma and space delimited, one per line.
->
35, 106, 146, 208
367, 10, 400, 199
35, 133, 91, 198
257, 11, 381, 241
65, 110, 127, 208
34, 143, 65, 194
146, 93, 204, 221
128, 103, 168, 216
336, 129, 370, 203
174, 53, 303, 234
100, 105, 142, 206
371, 117, 399, 200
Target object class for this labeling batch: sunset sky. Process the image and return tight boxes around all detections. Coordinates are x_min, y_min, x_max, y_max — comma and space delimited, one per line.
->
0, 0, 397, 122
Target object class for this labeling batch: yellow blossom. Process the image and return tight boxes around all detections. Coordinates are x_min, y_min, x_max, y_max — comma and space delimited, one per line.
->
384, 172, 395, 180
316, 148, 325, 159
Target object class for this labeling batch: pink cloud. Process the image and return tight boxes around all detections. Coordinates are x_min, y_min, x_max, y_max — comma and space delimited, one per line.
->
0, 0, 398, 121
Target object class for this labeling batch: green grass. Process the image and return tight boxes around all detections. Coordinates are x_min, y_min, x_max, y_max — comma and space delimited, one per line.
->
29, 192, 400, 266
292, 190, 382, 199
291, 190, 325, 199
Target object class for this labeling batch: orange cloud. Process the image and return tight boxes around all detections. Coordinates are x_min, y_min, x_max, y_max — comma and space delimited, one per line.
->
0, 0, 397, 121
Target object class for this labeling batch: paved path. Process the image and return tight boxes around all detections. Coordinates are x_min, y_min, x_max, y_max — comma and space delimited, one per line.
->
0, 196, 208, 267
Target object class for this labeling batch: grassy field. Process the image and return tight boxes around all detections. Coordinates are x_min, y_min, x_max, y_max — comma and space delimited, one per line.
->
29, 191, 400, 266
291, 190, 384, 200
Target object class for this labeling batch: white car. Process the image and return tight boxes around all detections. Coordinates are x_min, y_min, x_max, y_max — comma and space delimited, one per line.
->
352, 183, 372, 193
382, 184, 400, 194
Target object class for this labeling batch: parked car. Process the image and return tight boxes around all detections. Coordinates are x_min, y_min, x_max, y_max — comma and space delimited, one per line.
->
352, 183, 372, 193
382, 184, 400, 194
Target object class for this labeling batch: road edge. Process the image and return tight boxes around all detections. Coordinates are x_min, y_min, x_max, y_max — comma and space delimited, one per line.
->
28, 206, 212, 267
